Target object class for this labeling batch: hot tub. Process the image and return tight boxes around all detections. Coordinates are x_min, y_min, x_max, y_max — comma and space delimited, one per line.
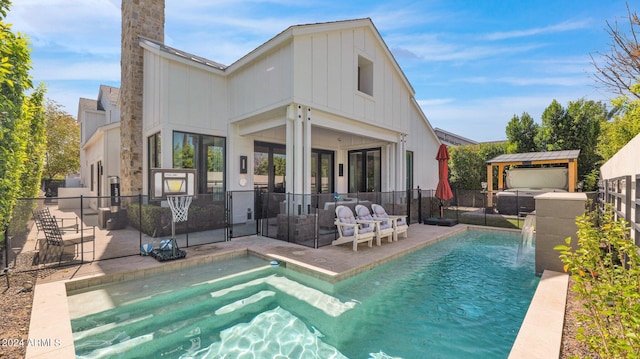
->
496, 188, 567, 215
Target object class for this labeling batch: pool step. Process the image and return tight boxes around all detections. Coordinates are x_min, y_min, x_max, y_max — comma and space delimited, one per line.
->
73, 281, 273, 344
71, 266, 275, 329
73, 272, 358, 358
75, 291, 280, 358
210, 274, 357, 317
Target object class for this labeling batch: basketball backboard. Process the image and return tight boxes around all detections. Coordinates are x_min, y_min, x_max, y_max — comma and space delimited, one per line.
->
151, 169, 197, 200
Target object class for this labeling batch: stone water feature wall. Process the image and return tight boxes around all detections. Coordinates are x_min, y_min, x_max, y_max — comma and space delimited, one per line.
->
534, 192, 587, 275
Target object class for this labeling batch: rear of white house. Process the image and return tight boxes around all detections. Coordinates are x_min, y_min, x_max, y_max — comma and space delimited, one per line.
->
138, 19, 440, 203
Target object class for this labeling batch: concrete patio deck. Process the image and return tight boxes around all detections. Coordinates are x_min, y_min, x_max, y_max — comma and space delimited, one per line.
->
18, 209, 567, 359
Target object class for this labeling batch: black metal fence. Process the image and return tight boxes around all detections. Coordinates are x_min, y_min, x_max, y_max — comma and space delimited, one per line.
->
2, 187, 583, 268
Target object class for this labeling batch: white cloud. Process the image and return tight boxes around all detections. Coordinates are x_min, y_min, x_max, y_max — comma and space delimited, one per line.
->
31, 60, 120, 82
418, 98, 455, 107
483, 19, 593, 41
7, 0, 120, 56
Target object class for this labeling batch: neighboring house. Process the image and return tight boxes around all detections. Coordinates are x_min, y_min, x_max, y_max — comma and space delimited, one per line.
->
77, 85, 121, 209
434, 128, 477, 147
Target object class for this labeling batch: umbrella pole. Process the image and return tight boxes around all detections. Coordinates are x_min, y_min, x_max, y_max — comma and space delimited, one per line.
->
439, 200, 443, 218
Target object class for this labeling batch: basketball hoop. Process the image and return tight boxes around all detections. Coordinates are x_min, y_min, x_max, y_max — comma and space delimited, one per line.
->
167, 195, 192, 223
165, 195, 192, 257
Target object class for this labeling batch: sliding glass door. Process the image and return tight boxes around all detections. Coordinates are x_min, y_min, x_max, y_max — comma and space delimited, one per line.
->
254, 142, 286, 193
311, 150, 334, 194
348, 148, 381, 193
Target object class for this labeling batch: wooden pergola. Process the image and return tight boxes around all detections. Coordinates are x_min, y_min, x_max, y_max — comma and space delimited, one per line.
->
485, 150, 580, 206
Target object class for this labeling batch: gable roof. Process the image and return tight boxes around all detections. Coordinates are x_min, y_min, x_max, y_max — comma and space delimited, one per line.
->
78, 98, 99, 112
140, 18, 414, 95
99, 85, 120, 103
228, 18, 415, 94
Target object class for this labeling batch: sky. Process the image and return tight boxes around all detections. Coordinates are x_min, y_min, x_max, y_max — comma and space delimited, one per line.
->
5, 0, 631, 142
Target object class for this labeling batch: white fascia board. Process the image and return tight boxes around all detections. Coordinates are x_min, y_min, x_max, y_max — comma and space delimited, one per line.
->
411, 97, 441, 145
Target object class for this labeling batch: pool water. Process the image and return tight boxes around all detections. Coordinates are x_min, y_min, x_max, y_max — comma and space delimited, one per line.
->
68, 230, 539, 358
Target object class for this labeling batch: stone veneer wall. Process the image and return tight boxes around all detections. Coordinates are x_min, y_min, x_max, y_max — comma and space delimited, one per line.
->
120, 0, 164, 195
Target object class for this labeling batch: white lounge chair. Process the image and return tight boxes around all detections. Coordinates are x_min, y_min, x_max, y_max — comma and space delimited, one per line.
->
371, 204, 408, 241
333, 205, 378, 251
355, 204, 394, 244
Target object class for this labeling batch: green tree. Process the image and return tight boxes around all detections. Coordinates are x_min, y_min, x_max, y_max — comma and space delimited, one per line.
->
42, 101, 80, 180
597, 91, 640, 162
449, 142, 507, 190
20, 85, 46, 198
0, 0, 34, 230
172, 136, 194, 169
536, 99, 609, 188
505, 112, 539, 153
536, 99, 567, 150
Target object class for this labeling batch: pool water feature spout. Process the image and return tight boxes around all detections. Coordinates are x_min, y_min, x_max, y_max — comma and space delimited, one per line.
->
518, 212, 536, 262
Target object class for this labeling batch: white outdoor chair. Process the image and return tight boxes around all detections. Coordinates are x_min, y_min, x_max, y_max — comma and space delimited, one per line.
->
371, 204, 408, 241
355, 204, 394, 244
333, 205, 377, 251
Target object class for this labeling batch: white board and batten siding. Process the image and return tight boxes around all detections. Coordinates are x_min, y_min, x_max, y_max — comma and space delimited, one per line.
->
227, 43, 293, 121
143, 46, 228, 135
292, 25, 411, 133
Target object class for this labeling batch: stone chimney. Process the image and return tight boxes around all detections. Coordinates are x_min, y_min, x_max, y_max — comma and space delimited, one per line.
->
120, 0, 164, 195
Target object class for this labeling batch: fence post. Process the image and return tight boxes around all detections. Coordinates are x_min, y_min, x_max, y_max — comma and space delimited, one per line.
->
3, 226, 8, 270
80, 195, 84, 263
408, 189, 413, 224
418, 187, 422, 224
483, 190, 487, 226
138, 194, 143, 250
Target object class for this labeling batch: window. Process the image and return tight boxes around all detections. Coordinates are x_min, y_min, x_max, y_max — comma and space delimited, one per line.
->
357, 55, 373, 96
311, 150, 334, 194
254, 142, 286, 193
90, 164, 94, 191
348, 148, 381, 193
406, 151, 414, 190
173, 131, 226, 198
148, 132, 161, 169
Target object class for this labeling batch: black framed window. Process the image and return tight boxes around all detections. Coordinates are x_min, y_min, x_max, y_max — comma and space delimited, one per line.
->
148, 132, 161, 169
254, 141, 286, 193
173, 131, 226, 198
90, 164, 94, 191
311, 149, 334, 194
348, 148, 381, 193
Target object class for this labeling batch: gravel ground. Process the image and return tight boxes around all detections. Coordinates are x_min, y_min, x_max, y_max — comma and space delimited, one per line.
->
560, 278, 600, 359
1, 252, 597, 359
1, 252, 38, 359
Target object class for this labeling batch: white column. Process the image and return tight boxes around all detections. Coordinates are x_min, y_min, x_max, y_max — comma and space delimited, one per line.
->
396, 133, 407, 192
303, 107, 312, 213
294, 105, 304, 196
285, 104, 295, 195
385, 143, 391, 192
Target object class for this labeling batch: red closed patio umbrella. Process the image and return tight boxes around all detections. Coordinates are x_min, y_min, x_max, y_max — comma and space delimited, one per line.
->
435, 144, 453, 217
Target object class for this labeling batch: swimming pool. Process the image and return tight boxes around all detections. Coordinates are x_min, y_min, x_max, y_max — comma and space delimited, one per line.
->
68, 230, 539, 358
